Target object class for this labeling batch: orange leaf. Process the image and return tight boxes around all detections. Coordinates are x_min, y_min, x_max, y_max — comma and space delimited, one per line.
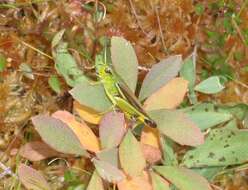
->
144, 77, 188, 111
52, 111, 100, 153
74, 101, 102, 124
117, 171, 152, 190
141, 126, 160, 149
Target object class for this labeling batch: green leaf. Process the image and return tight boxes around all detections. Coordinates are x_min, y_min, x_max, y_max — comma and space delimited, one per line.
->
96, 148, 118, 167
70, 81, 112, 113
151, 172, 170, 190
181, 103, 215, 112
32, 115, 87, 156
139, 55, 182, 101
48, 75, 61, 93
0, 53, 7, 72
183, 129, 248, 167
68, 184, 85, 190
186, 111, 232, 130
92, 158, 125, 183
218, 103, 248, 120
119, 130, 146, 177
223, 119, 237, 130
64, 171, 86, 190
51, 29, 66, 49
180, 50, 197, 104
161, 137, 178, 166
18, 164, 51, 190
64, 170, 79, 183
111, 36, 138, 92
180, 51, 196, 89
244, 115, 248, 128
234, 51, 245, 62
195, 3, 205, 15
149, 109, 204, 146
153, 166, 211, 190
19, 63, 34, 80
181, 103, 246, 130
86, 170, 104, 190
99, 112, 126, 149
194, 76, 225, 94
193, 167, 224, 181
54, 42, 88, 87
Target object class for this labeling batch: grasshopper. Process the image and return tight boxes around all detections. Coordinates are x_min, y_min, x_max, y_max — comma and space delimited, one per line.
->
95, 45, 157, 128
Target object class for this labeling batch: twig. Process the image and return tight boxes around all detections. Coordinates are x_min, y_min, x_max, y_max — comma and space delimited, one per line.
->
0, 26, 16, 31
211, 184, 223, 190
138, 65, 151, 72
0, 40, 14, 47
17, 69, 50, 77
0, 0, 54, 8
128, 0, 148, 37
155, 6, 167, 53
225, 42, 237, 65
18, 40, 53, 60
225, 75, 248, 89
71, 166, 92, 176
231, 16, 246, 46
48, 158, 70, 167
238, 0, 248, 17
0, 122, 27, 163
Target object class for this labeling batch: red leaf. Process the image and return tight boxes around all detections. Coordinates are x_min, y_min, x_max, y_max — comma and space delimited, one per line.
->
149, 110, 204, 146
99, 111, 126, 149
141, 144, 162, 164
93, 158, 125, 183
18, 164, 51, 190
20, 141, 58, 161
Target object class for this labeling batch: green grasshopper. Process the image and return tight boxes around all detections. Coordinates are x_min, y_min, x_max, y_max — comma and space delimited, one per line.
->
95, 45, 157, 128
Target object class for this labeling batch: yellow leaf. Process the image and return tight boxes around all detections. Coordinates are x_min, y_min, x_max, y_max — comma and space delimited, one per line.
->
141, 126, 160, 149
117, 171, 152, 190
144, 77, 188, 111
74, 101, 102, 124
119, 130, 146, 177
52, 111, 100, 153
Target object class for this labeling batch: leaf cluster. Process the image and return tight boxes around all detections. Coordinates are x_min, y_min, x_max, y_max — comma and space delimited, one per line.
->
18, 33, 248, 190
